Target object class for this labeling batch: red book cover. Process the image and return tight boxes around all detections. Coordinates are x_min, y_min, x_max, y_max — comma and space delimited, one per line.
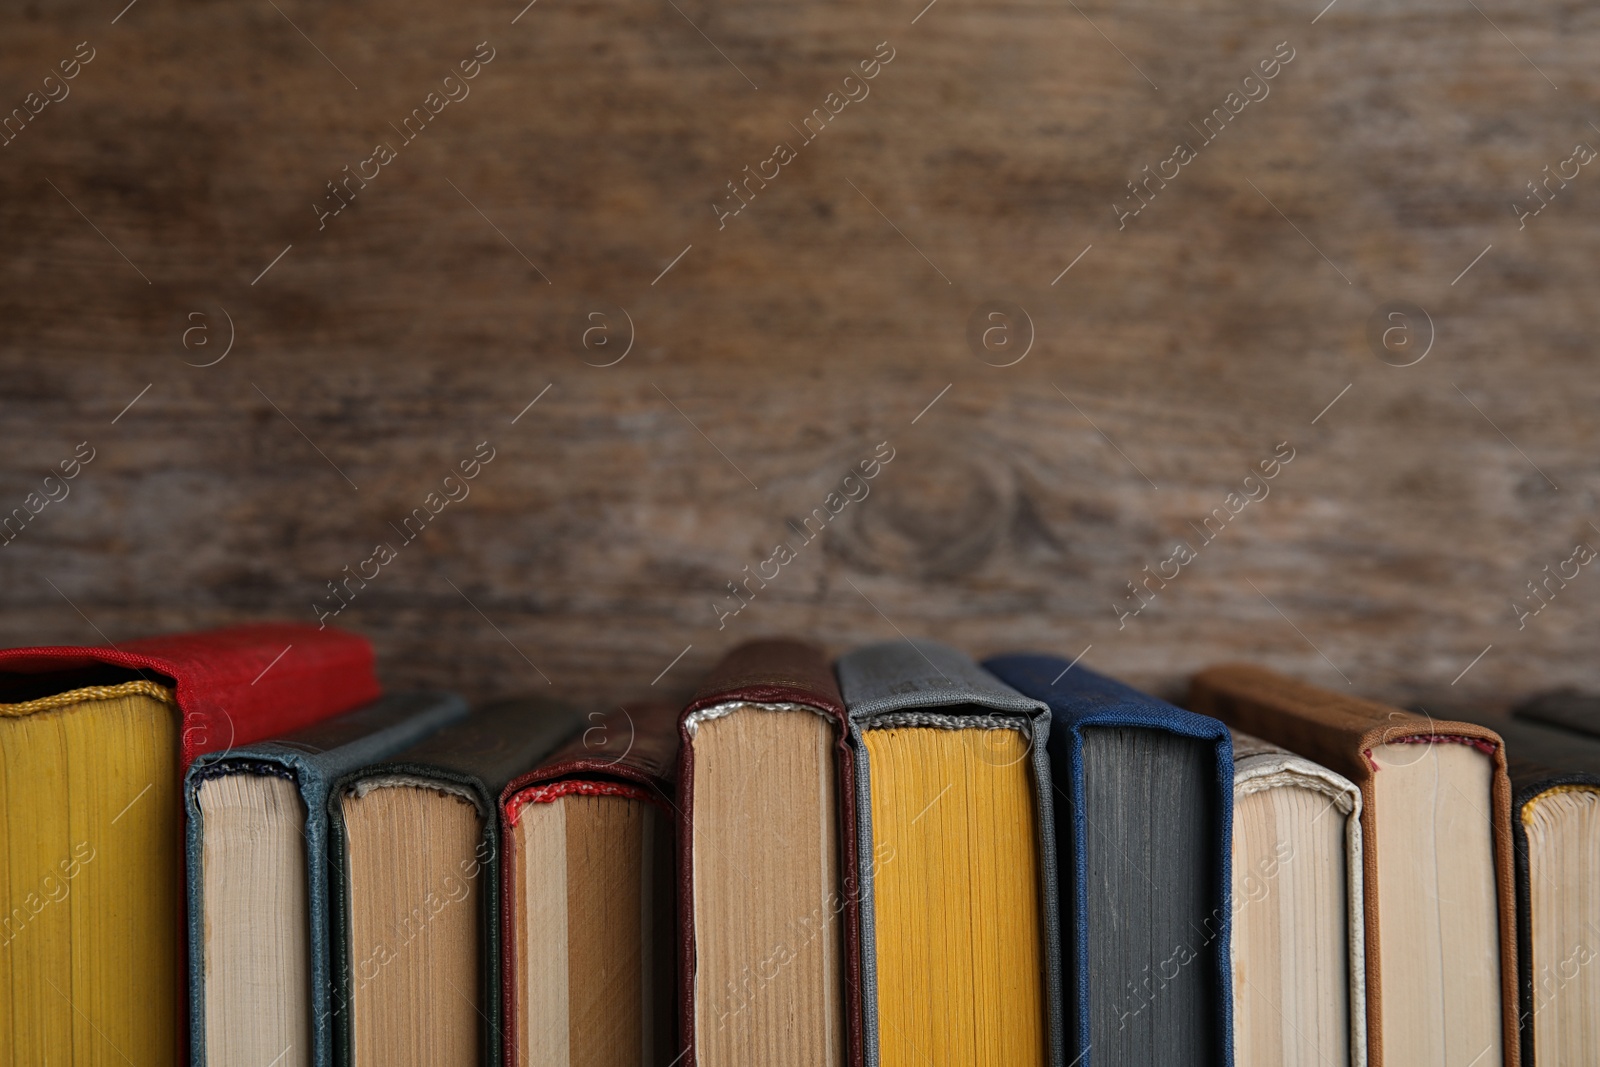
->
0, 621, 381, 769
0, 621, 380, 1062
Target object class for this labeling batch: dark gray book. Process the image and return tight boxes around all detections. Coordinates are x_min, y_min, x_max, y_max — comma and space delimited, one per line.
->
1465, 699, 1600, 1066
326, 696, 583, 1067
1515, 687, 1600, 741
985, 655, 1236, 1067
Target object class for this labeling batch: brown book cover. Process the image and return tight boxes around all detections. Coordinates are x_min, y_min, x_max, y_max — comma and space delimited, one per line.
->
498, 701, 680, 1067
676, 638, 861, 1067
1187, 664, 1519, 1067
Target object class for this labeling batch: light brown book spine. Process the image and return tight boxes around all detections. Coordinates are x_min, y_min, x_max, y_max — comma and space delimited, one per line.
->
1187, 663, 1520, 1067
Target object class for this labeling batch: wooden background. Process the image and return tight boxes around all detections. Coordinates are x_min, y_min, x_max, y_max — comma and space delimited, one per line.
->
1, 0, 1596, 715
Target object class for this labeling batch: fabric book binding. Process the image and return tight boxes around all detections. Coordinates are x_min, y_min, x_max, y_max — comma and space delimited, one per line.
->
1513, 688, 1600, 741
1464, 698, 1600, 1066
1228, 729, 1366, 1067
499, 701, 680, 1067
986, 655, 1235, 1067
1187, 663, 1520, 1067
0, 622, 380, 770
184, 690, 470, 1067
326, 696, 583, 1067
675, 638, 862, 1067
0, 622, 379, 1067
837, 639, 1065, 1067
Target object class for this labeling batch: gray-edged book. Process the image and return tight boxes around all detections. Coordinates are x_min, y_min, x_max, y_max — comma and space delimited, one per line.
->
834, 639, 1064, 1067
184, 690, 469, 1067
1230, 730, 1367, 1067
326, 696, 583, 1067
985, 655, 1236, 1067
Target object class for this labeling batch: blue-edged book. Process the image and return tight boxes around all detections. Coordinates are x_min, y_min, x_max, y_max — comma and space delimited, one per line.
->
183, 690, 468, 1067
984, 655, 1235, 1067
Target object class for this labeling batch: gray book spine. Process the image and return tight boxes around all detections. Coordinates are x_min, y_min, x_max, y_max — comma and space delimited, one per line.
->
836, 639, 1065, 1067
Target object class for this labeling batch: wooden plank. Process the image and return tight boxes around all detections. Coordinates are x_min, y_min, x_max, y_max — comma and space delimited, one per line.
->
0, 0, 1594, 712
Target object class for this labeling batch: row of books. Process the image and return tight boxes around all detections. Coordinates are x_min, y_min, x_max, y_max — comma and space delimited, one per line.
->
1, 622, 1595, 1067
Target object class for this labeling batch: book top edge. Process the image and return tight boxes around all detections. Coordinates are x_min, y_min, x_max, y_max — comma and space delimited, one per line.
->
0, 679, 175, 718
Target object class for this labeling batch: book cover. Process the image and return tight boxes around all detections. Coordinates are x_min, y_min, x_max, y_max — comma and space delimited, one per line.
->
837, 639, 1064, 1067
986, 654, 1234, 1067
1229, 730, 1366, 1067
1463, 699, 1600, 1066
184, 690, 469, 1067
326, 696, 582, 1067
500, 701, 679, 1067
1188, 663, 1520, 1067
675, 638, 861, 1067
0, 622, 379, 1067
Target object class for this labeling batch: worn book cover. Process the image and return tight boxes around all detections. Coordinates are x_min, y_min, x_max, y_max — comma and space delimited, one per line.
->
1228, 729, 1366, 1067
185, 690, 468, 1067
0, 622, 379, 1067
500, 701, 679, 1067
987, 654, 1234, 1067
675, 638, 861, 1067
326, 696, 582, 1067
1464, 697, 1600, 1066
838, 639, 1064, 1067
1188, 663, 1519, 1067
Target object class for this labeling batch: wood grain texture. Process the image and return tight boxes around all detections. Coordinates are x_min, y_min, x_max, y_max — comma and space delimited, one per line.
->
0, 0, 1596, 712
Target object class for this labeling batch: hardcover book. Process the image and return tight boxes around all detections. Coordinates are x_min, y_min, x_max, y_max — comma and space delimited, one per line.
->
986, 655, 1234, 1067
500, 701, 679, 1067
0, 622, 379, 1067
836, 639, 1064, 1067
1187, 664, 1520, 1067
1228, 730, 1366, 1067
1514, 687, 1600, 741
184, 690, 469, 1067
1464, 695, 1600, 1066
675, 638, 861, 1067
327, 696, 583, 1067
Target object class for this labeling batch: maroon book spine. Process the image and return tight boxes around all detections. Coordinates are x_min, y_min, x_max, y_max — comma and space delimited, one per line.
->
674, 638, 862, 1067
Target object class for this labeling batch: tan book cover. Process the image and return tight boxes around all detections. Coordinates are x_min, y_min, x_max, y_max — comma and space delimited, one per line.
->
1189, 664, 1519, 1067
